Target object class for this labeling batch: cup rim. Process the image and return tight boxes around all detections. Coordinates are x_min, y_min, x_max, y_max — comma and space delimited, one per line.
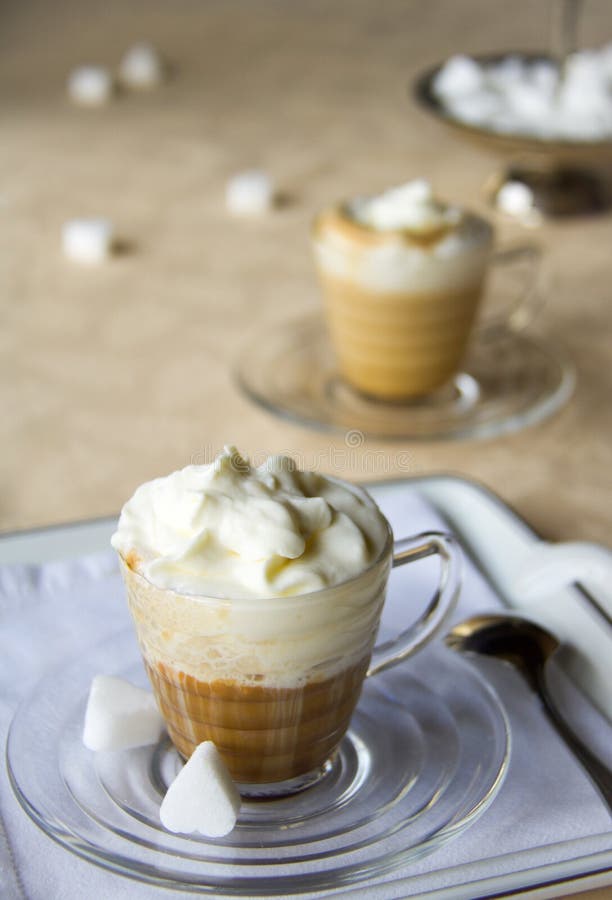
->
117, 477, 394, 607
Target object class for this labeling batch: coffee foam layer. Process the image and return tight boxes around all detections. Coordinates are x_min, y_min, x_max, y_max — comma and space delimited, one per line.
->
122, 557, 388, 688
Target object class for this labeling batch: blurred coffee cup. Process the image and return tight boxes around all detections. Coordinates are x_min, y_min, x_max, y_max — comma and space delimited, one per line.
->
312, 180, 541, 401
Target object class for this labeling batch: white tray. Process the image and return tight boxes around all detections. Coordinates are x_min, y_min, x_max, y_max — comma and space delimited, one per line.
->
2, 474, 611, 899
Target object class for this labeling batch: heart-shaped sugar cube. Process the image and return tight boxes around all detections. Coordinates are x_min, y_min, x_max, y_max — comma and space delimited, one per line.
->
160, 741, 241, 837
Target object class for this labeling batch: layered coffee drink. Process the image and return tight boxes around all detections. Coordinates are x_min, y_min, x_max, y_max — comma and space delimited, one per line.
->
312, 180, 494, 399
112, 448, 390, 792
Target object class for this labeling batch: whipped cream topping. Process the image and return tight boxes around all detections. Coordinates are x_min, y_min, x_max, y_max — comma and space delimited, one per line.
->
349, 180, 462, 234
313, 183, 493, 295
112, 447, 388, 598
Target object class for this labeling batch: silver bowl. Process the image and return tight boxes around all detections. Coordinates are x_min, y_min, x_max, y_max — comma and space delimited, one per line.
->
413, 53, 611, 216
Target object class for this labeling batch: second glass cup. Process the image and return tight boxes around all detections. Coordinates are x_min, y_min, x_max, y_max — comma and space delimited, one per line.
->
312, 184, 540, 401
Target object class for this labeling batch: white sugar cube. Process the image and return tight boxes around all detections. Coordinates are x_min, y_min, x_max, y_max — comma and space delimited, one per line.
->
444, 89, 501, 127
486, 55, 525, 90
529, 61, 558, 95
496, 181, 534, 216
62, 218, 115, 264
67, 66, 113, 106
226, 170, 274, 216
564, 51, 606, 90
160, 741, 241, 837
433, 55, 484, 99
559, 78, 610, 118
504, 82, 552, 121
557, 109, 612, 141
119, 42, 164, 89
83, 675, 164, 751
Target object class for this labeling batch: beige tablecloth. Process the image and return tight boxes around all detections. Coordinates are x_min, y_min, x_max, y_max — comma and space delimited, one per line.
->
2, 0, 612, 545
2, 3, 612, 897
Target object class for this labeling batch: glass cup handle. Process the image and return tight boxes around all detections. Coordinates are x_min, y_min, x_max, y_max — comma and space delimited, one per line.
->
479, 243, 545, 338
367, 531, 461, 678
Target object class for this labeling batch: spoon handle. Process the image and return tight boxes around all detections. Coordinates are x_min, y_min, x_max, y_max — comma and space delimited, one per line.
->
537, 673, 612, 814
551, 0, 583, 65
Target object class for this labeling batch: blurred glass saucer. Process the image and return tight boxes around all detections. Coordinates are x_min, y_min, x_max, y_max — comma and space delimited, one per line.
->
235, 315, 575, 441
412, 53, 611, 218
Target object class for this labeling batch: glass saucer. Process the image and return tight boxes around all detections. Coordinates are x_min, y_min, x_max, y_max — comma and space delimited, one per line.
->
235, 316, 575, 441
7, 631, 509, 895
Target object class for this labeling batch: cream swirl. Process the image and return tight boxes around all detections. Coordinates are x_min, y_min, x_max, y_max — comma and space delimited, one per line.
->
111, 447, 388, 598
348, 179, 462, 233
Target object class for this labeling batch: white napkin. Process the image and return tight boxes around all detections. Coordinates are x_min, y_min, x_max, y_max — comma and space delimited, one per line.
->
0, 490, 610, 900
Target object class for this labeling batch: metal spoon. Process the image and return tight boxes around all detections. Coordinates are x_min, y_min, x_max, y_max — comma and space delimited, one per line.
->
446, 614, 612, 813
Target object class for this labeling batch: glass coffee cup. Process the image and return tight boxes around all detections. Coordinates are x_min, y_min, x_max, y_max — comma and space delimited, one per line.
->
312, 183, 540, 401
118, 478, 460, 800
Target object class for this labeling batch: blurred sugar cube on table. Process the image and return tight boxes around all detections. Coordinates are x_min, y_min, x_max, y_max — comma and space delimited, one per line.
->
226, 170, 275, 216
119, 42, 165, 89
62, 218, 116, 263
67, 65, 114, 106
